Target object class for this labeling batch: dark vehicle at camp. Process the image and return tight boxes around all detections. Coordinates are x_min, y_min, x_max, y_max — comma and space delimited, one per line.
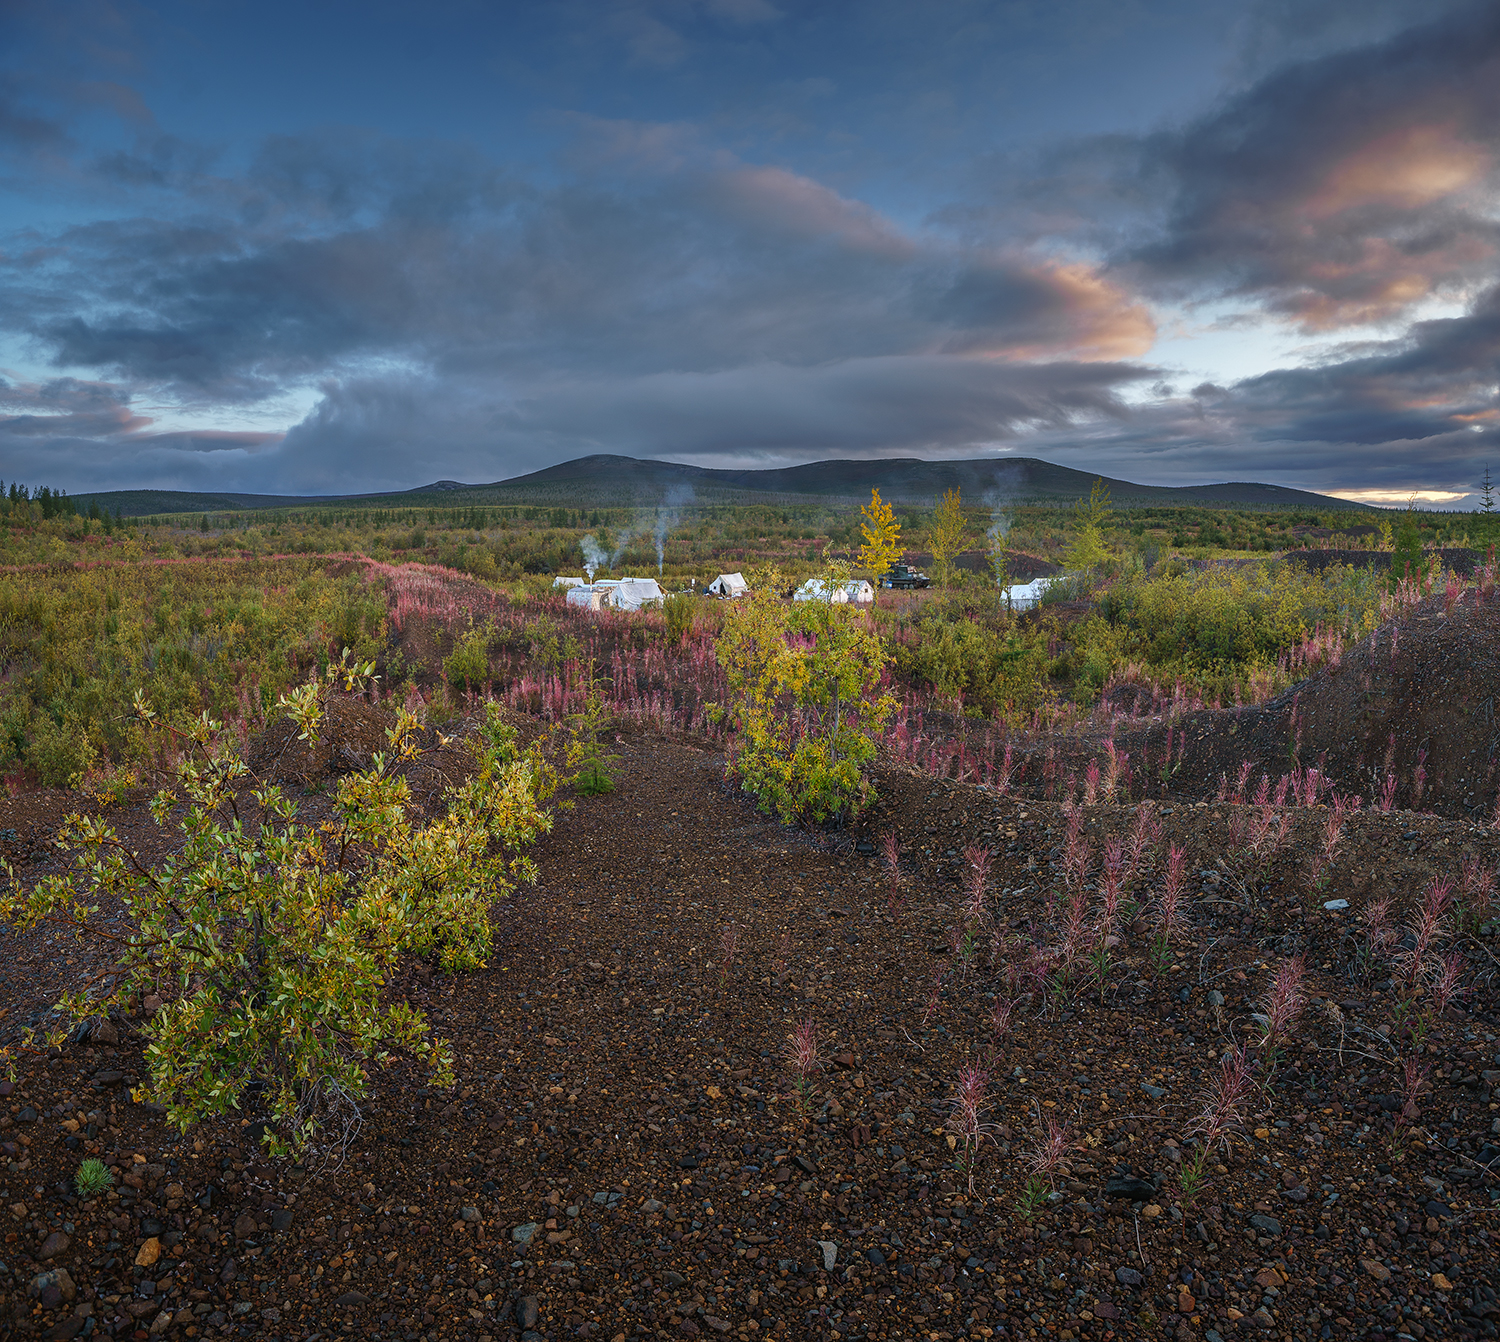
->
882, 562, 931, 589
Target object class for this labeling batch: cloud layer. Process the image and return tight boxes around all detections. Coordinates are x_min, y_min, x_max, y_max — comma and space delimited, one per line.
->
0, 0, 1496, 499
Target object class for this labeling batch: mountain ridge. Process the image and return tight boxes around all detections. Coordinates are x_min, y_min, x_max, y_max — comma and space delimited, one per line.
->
74, 454, 1371, 515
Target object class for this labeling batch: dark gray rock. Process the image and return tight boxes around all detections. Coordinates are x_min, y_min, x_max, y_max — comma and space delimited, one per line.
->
1248, 1214, 1281, 1236
516, 1295, 540, 1329
1104, 1176, 1156, 1201
1115, 1266, 1144, 1287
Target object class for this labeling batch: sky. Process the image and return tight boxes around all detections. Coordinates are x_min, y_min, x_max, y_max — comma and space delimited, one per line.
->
1, 0, 1497, 504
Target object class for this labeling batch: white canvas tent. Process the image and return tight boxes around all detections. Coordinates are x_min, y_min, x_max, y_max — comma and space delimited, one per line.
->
553, 576, 585, 589
606, 577, 666, 611
793, 578, 875, 605
1002, 577, 1056, 611
565, 584, 607, 611
707, 572, 749, 597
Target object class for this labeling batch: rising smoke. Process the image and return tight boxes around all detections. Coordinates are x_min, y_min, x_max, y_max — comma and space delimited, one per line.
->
653, 485, 695, 574
580, 533, 609, 581
984, 464, 1026, 588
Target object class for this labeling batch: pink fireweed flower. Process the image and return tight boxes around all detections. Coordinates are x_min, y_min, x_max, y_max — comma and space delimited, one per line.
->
783, 1018, 820, 1083
1257, 955, 1306, 1048
1189, 1043, 1256, 1150
1025, 1111, 1078, 1188
964, 845, 993, 923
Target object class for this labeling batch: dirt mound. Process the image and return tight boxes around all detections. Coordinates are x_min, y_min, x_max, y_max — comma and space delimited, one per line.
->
246, 694, 398, 784
1271, 592, 1500, 817
1110, 590, 1500, 818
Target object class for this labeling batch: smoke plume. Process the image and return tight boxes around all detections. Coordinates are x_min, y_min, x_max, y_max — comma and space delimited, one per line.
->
653, 485, 695, 574
580, 533, 608, 581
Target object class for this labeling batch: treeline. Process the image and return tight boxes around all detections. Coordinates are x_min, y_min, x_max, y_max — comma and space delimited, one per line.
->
1, 481, 128, 530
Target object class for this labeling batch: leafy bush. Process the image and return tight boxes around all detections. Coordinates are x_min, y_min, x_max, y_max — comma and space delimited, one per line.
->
443, 621, 492, 690
663, 592, 695, 646
889, 617, 1054, 724
565, 674, 622, 796
1070, 558, 1385, 699
1, 657, 551, 1155
29, 711, 99, 788
716, 564, 894, 825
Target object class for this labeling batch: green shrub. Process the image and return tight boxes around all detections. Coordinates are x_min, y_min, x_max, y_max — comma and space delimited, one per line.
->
29, 712, 98, 789
889, 617, 1054, 725
716, 564, 894, 825
663, 592, 695, 646
2, 657, 551, 1155
443, 621, 491, 691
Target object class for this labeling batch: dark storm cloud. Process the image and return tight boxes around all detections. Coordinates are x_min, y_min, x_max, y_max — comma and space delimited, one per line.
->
962, 2, 1500, 331
0, 129, 1157, 492
1131, 1, 1500, 328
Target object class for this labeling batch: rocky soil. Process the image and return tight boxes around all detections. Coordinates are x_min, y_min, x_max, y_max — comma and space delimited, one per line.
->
2, 715, 1497, 1342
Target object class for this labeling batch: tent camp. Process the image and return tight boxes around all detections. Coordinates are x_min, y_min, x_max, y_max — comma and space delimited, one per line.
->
707, 572, 749, 598
552, 576, 585, 589
793, 578, 875, 605
606, 577, 665, 611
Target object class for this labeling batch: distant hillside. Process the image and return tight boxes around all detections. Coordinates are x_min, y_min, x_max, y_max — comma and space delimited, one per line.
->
75, 455, 1369, 516
490, 455, 1368, 508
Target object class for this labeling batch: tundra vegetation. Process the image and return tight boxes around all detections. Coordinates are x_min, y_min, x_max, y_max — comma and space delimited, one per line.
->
0, 479, 1496, 1339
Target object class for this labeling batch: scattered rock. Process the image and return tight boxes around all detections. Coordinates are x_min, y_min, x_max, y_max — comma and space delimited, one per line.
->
219, 1258, 237, 1284
512, 1222, 541, 1244
134, 1237, 161, 1267
233, 1212, 257, 1239
335, 1291, 370, 1307
37, 1230, 70, 1259
1247, 1213, 1281, 1236
1116, 1266, 1144, 1287
460, 1206, 480, 1222
1105, 1175, 1156, 1201
28, 1267, 77, 1302
1140, 1083, 1166, 1100
818, 1239, 838, 1270
1431, 1272, 1454, 1292
1250, 1306, 1275, 1330
1361, 1258, 1391, 1283
516, 1295, 540, 1329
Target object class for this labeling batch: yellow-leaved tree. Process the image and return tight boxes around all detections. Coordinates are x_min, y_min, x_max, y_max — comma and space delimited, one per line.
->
715, 562, 895, 825
858, 488, 903, 581
927, 487, 969, 588
1067, 477, 1113, 571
